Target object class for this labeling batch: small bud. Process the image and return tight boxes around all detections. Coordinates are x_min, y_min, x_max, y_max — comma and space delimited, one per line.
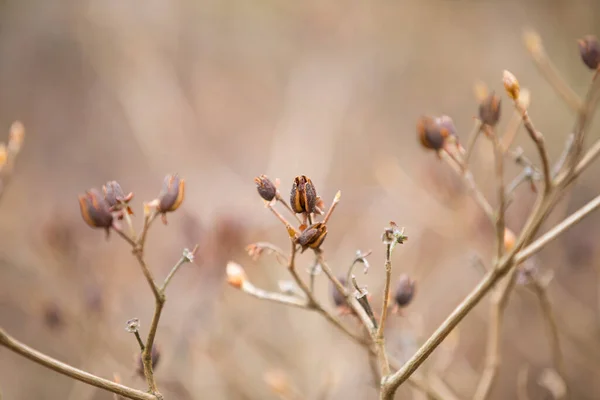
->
417, 116, 453, 151
103, 181, 134, 213
0, 143, 7, 170
295, 222, 328, 253
504, 227, 516, 252
578, 35, 600, 70
254, 175, 277, 202
478, 92, 501, 127
382, 221, 407, 246
156, 174, 185, 224
136, 345, 160, 378
394, 274, 416, 309
503, 70, 520, 100
78, 188, 113, 233
7, 121, 25, 155
226, 261, 248, 289
290, 175, 318, 214
523, 30, 544, 56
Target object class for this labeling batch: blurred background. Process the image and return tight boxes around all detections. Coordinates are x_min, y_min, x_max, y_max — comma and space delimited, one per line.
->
1, 0, 600, 399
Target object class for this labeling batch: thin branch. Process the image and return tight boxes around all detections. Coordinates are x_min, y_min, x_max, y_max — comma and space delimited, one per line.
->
472, 269, 518, 400
133, 252, 163, 303
133, 331, 145, 352
488, 127, 506, 260
462, 120, 483, 168
239, 282, 309, 309
0, 328, 156, 400
161, 245, 198, 292
515, 192, 600, 263
138, 211, 157, 252
523, 30, 582, 113
513, 101, 552, 193
381, 267, 507, 399
528, 280, 566, 388
376, 244, 393, 377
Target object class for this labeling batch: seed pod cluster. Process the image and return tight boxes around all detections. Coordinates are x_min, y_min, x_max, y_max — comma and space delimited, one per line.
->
156, 174, 185, 223
417, 115, 457, 151
290, 175, 318, 214
578, 35, 600, 70
78, 188, 114, 234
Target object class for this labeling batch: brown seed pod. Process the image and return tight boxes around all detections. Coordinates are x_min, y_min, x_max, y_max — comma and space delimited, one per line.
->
254, 175, 277, 202
393, 274, 416, 309
102, 180, 134, 213
417, 116, 453, 151
479, 92, 501, 127
578, 35, 600, 70
78, 188, 113, 234
296, 222, 327, 253
290, 175, 318, 214
157, 174, 185, 224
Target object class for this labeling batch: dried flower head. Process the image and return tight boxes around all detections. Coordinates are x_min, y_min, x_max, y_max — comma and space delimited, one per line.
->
578, 35, 600, 70
226, 261, 248, 289
393, 274, 416, 310
156, 174, 185, 224
136, 345, 161, 378
78, 188, 113, 234
290, 175, 318, 214
296, 222, 328, 253
102, 181, 134, 213
479, 92, 502, 127
125, 318, 140, 333
382, 221, 408, 246
503, 70, 520, 100
417, 116, 455, 151
254, 175, 277, 202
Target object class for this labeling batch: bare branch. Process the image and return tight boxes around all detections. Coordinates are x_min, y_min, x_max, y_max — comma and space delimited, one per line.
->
0, 328, 156, 400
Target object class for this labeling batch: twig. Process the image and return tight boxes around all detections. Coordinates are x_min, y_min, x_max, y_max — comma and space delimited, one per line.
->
238, 282, 309, 309
376, 243, 394, 377
133, 331, 145, 352
161, 245, 198, 292
346, 250, 372, 291
528, 280, 566, 389
462, 120, 483, 168
323, 190, 341, 224
513, 101, 552, 193
488, 127, 506, 260
472, 269, 518, 400
268, 204, 299, 237
138, 211, 157, 253
523, 30, 582, 113
0, 328, 156, 400
515, 192, 600, 263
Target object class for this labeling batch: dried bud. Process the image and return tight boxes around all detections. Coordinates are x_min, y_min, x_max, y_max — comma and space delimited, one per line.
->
296, 222, 327, 253
78, 188, 113, 233
103, 181, 134, 212
479, 92, 501, 127
394, 274, 416, 309
125, 318, 140, 333
254, 175, 277, 202
290, 175, 318, 214
226, 261, 248, 289
382, 221, 407, 246
156, 174, 185, 223
8, 121, 25, 155
417, 116, 454, 151
136, 345, 160, 378
578, 35, 600, 70
503, 70, 520, 100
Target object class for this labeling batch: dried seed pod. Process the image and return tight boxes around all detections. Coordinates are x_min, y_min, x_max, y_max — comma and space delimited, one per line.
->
578, 35, 600, 70
157, 174, 185, 223
296, 222, 327, 253
78, 188, 113, 233
102, 181, 134, 212
417, 116, 451, 151
254, 175, 277, 202
290, 175, 318, 214
136, 345, 161, 378
393, 274, 416, 309
503, 70, 520, 100
479, 92, 501, 127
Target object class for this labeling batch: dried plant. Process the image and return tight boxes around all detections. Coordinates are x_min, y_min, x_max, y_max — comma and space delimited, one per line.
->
1, 29, 600, 400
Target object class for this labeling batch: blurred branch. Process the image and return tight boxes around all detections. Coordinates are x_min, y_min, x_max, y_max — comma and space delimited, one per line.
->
472, 269, 518, 400
0, 328, 155, 400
